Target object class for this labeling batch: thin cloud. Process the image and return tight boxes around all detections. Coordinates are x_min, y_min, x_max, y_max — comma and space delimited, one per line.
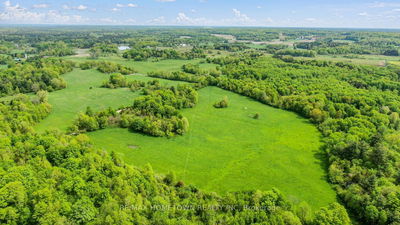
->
76, 5, 87, 10
147, 16, 166, 24
176, 12, 191, 23
1, 1, 87, 24
175, 12, 211, 25
368, 1, 400, 8
125, 18, 136, 24
148, 16, 166, 24
99, 18, 117, 24
232, 9, 253, 23
116, 3, 138, 8
265, 17, 273, 23
1, 0, 399, 28
32, 4, 49, 9
305, 18, 317, 22
62, 4, 88, 11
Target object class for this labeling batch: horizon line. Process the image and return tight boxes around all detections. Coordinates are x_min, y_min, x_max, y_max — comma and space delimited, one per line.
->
0, 24, 400, 30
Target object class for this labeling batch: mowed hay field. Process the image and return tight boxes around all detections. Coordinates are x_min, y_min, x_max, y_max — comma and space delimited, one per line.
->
88, 86, 337, 209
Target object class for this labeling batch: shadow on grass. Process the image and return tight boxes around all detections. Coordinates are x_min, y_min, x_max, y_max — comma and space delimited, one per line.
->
313, 144, 330, 182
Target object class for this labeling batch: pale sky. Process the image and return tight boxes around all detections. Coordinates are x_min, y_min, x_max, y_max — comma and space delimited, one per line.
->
0, 0, 400, 28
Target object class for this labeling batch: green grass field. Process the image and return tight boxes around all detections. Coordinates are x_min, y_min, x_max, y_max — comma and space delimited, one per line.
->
64, 55, 216, 74
307, 54, 400, 66
390, 61, 400, 66
35, 59, 337, 210
88, 86, 337, 209
35, 69, 185, 132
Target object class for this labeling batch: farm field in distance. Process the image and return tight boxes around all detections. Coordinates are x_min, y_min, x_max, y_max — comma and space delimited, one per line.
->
307, 54, 400, 66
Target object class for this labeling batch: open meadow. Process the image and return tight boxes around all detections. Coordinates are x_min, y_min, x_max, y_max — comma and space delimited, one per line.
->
89, 86, 337, 209
35, 65, 337, 209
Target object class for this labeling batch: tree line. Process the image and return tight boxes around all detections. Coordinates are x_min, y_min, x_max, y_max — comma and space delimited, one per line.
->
0, 58, 74, 96
32, 41, 75, 57
122, 47, 206, 61
101, 73, 145, 90
79, 61, 136, 75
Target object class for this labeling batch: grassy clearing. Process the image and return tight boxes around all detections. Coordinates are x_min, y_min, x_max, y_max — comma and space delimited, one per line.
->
64, 55, 216, 74
88, 86, 337, 210
306, 54, 400, 66
389, 61, 400, 66
35, 69, 184, 132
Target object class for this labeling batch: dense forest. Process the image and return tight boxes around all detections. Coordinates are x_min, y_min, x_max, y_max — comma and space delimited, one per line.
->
0, 58, 73, 96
